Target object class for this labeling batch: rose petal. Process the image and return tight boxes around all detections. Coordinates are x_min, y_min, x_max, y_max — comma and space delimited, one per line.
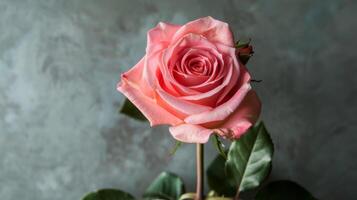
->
146, 22, 181, 55
217, 64, 251, 105
184, 83, 251, 124
144, 51, 187, 97
221, 90, 261, 138
122, 56, 156, 98
156, 89, 212, 116
169, 124, 213, 143
189, 76, 223, 93
173, 70, 209, 86
214, 45, 241, 104
172, 16, 234, 47
118, 78, 182, 126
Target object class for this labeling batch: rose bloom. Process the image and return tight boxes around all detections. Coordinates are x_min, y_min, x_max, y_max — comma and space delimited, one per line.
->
117, 16, 261, 143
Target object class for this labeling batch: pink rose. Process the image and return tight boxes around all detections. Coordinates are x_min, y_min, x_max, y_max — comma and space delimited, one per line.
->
117, 16, 261, 143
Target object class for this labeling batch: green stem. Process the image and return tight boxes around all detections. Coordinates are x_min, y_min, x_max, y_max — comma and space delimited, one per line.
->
195, 143, 204, 200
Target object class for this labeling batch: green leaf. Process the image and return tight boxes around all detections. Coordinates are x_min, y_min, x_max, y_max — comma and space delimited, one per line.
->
212, 135, 227, 159
119, 98, 147, 121
235, 39, 251, 48
206, 191, 233, 200
82, 189, 135, 200
255, 180, 317, 200
178, 193, 196, 200
170, 141, 182, 155
143, 172, 185, 200
206, 153, 236, 197
225, 122, 274, 193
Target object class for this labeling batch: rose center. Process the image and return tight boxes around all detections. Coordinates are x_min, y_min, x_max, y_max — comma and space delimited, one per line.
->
188, 58, 207, 75
169, 47, 224, 89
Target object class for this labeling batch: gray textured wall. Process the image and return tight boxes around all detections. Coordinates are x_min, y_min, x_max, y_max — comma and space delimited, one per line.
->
1, 0, 356, 199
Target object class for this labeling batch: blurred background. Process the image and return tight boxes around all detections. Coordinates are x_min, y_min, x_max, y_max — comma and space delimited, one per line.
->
1, 0, 356, 199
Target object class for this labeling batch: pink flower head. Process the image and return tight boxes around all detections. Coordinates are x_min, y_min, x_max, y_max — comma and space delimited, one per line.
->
117, 17, 261, 143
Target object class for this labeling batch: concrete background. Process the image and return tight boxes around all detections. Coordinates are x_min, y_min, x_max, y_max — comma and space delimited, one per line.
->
0, 0, 356, 199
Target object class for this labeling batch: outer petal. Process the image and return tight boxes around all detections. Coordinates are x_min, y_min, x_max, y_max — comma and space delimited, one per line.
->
122, 57, 145, 84
184, 83, 251, 124
220, 90, 261, 138
169, 124, 213, 143
156, 89, 212, 116
146, 22, 181, 55
172, 16, 234, 47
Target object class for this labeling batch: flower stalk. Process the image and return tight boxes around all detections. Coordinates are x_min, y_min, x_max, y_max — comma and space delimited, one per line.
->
195, 143, 204, 200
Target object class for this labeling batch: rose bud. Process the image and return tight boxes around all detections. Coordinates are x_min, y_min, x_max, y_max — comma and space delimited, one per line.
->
236, 39, 254, 65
